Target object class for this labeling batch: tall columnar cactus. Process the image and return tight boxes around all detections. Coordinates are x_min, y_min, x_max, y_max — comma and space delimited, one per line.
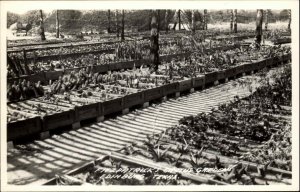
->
40, 10, 46, 41
255, 9, 264, 47
150, 10, 160, 72
233, 9, 237, 33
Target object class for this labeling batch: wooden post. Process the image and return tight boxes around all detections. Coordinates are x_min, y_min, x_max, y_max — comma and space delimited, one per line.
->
121, 10, 125, 41
255, 9, 264, 46
56, 10, 60, 38
40, 10, 46, 41
150, 10, 160, 72
233, 9, 237, 33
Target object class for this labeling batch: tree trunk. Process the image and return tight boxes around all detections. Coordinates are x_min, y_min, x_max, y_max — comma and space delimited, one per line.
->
233, 9, 237, 33
264, 9, 269, 31
56, 10, 60, 38
288, 9, 291, 31
40, 10, 46, 41
121, 10, 125, 41
116, 10, 119, 38
178, 10, 181, 30
150, 10, 159, 72
230, 10, 233, 32
203, 9, 208, 30
164, 10, 169, 33
157, 10, 160, 32
255, 9, 264, 46
191, 10, 195, 34
107, 10, 111, 33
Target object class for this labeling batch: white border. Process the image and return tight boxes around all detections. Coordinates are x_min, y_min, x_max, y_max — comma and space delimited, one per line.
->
1, 1, 299, 191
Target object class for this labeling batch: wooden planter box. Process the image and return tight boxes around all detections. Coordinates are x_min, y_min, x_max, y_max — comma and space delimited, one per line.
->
7, 116, 42, 141
178, 79, 192, 92
42, 110, 75, 131
265, 57, 274, 67
45, 71, 64, 81
134, 59, 146, 68
273, 56, 283, 65
102, 97, 123, 115
257, 59, 267, 69
216, 70, 226, 80
144, 86, 164, 102
122, 61, 135, 69
282, 53, 291, 63
123, 91, 144, 108
205, 71, 218, 84
243, 63, 254, 73
234, 64, 245, 76
75, 102, 102, 121
224, 67, 237, 78
7, 72, 46, 84
162, 82, 179, 96
192, 76, 205, 88
92, 64, 109, 73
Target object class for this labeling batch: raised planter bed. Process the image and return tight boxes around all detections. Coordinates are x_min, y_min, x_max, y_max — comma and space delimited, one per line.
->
282, 53, 291, 63
192, 75, 205, 88
234, 64, 245, 76
216, 70, 226, 81
45, 71, 64, 81
143, 86, 164, 102
42, 109, 76, 131
123, 91, 145, 109
161, 82, 179, 96
7, 112, 42, 141
243, 62, 254, 74
265, 57, 274, 67
204, 71, 218, 84
7, 72, 47, 84
102, 97, 124, 115
224, 67, 237, 79
177, 79, 193, 92
92, 64, 109, 73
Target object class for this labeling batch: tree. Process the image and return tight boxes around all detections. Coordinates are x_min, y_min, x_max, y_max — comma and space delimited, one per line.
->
287, 9, 291, 31
150, 10, 159, 72
279, 9, 289, 21
255, 9, 264, 47
178, 10, 181, 30
56, 10, 60, 38
7, 12, 20, 28
107, 10, 111, 33
115, 10, 119, 38
233, 9, 237, 33
164, 10, 170, 33
121, 10, 125, 41
203, 9, 208, 30
40, 10, 46, 41
230, 10, 233, 32
264, 9, 269, 31
191, 10, 196, 34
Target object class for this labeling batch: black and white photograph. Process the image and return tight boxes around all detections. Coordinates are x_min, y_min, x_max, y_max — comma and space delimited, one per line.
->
0, 0, 299, 191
